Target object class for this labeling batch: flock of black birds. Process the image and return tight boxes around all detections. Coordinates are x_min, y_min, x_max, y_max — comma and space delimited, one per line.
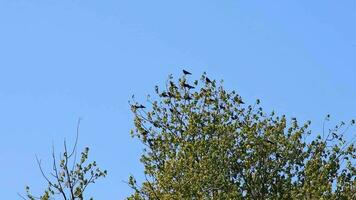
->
184, 69, 212, 84
133, 69, 243, 110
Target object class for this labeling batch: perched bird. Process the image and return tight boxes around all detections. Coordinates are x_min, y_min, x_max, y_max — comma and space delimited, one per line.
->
266, 139, 275, 145
237, 99, 245, 104
206, 77, 212, 83
142, 130, 148, 136
231, 115, 238, 120
205, 98, 215, 103
183, 83, 195, 89
219, 104, 226, 109
170, 108, 181, 115
147, 139, 153, 146
167, 91, 174, 97
161, 92, 168, 97
133, 104, 146, 109
170, 81, 178, 89
153, 122, 161, 128
184, 95, 192, 100
183, 69, 192, 75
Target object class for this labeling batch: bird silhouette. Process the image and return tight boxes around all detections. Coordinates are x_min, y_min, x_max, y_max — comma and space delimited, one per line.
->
133, 104, 146, 109
161, 92, 168, 97
170, 108, 181, 115
206, 98, 215, 103
237, 99, 245, 104
170, 81, 178, 89
167, 91, 174, 97
184, 95, 192, 100
183, 83, 195, 89
142, 130, 148, 136
266, 139, 275, 145
206, 77, 212, 83
183, 70, 192, 75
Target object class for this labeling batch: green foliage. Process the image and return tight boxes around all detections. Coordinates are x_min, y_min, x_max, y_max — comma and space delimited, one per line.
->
21, 123, 107, 200
128, 72, 356, 199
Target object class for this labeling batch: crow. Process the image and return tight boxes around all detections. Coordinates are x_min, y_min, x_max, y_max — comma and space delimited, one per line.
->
142, 130, 148, 136
170, 108, 181, 115
266, 139, 275, 145
183, 83, 195, 89
183, 69, 192, 75
206, 77, 212, 83
184, 95, 192, 100
133, 104, 146, 109
237, 99, 245, 104
205, 98, 215, 103
167, 91, 174, 97
161, 92, 168, 97
170, 81, 178, 89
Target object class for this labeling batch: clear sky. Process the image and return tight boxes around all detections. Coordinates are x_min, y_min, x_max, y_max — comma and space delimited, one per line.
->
1, 0, 356, 199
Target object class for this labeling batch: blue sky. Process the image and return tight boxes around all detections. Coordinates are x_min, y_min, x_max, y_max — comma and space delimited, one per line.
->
1, 0, 356, 199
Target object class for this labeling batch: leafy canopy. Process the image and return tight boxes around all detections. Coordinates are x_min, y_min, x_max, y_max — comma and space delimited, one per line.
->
22, 121, 107, 200
128, 72, 356, 199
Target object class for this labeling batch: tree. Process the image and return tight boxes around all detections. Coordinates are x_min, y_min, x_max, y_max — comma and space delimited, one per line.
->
21, 120, 107, 200
128, 72, 356, 199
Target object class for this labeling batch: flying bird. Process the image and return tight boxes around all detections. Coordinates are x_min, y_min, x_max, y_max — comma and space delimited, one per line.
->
183, 70, 192, 75
183, 83, 195, 89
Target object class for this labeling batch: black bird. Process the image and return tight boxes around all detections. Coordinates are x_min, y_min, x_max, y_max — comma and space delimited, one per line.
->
142, 130, 148, 136
161, 92, 168, 97
206, 77, 212, 83
183, 69, 192, 75
237, 99, 245, 104
170, 108, 181, 115
231, 115, 238, 120
184, 95, 192, 100
266, 139, 275, 145
153, 122, 161, 128
167, 91, 174, 97
170, 81, 178, 89
183, 83, 195, 89
148, 139, 153, 146
134, 104, 146, 109
206, 98, 215, 103
219, 104, 226, 109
